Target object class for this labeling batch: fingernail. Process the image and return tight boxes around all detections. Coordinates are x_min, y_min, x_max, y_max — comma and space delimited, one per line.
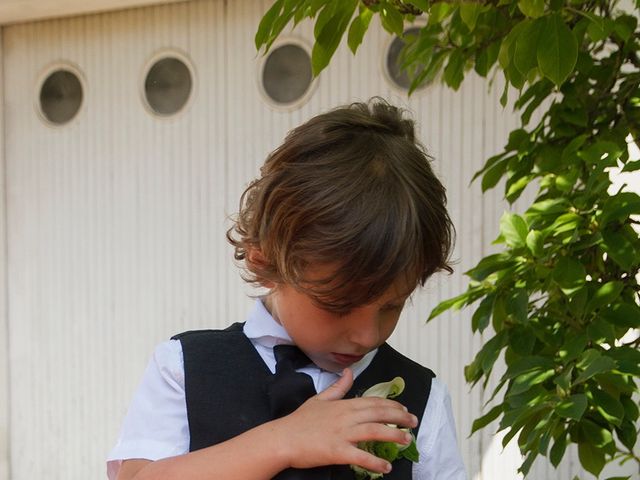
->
404, 432, 412, 443
402, 405, 408, 412
384, 463, 392, 473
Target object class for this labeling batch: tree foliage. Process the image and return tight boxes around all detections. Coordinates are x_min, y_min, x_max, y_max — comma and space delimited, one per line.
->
256, 0, 640, 477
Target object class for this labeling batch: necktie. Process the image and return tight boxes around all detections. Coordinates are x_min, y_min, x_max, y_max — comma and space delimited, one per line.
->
268, 345, 329, 480
267, 344, 317, 418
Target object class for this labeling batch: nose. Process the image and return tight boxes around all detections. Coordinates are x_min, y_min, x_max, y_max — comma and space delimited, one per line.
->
346, 306, 381, 350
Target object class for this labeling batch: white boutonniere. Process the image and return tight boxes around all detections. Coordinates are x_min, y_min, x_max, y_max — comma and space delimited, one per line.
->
351, 377, 419, 480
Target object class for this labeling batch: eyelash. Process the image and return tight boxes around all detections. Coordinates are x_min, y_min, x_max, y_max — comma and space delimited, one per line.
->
382, 304, 403, 312
330, 304, 404, 317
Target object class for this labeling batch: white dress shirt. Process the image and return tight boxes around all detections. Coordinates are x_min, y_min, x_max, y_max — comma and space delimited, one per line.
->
107, 300, 467, 479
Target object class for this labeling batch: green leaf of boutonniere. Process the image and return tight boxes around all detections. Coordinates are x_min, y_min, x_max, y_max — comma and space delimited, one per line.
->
350, 377, 420, 480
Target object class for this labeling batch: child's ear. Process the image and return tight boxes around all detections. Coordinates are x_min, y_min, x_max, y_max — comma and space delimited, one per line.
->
246, 247, 276, 289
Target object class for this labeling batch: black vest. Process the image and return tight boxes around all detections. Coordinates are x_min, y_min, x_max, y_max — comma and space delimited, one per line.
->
172, 323, 435, 479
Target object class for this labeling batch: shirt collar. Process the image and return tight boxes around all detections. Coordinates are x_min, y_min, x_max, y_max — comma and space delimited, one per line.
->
243, 298, 292, 348
242, 298, 377, 377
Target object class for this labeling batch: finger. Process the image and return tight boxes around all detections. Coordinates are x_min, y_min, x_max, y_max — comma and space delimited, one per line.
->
347, 398, 418, 428
349, 422, 415, 446
316, 368, 354, 401
343, 445, 393, 476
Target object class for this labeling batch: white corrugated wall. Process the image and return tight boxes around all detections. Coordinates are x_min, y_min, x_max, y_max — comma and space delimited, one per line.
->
0, 29, 10, 480
0, 0, 609, 478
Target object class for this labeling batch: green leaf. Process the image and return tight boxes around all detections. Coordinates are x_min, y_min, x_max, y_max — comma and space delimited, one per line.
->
553, 366, 573, 391
622, 159, 640, 172
509, 368, 555, 395
500, 75, 509, 106
312, 0, 358, 75
481, 157, 509, 191
347, 7, 373, 54
443, 49, 465, 90
399, 437, 419, 462
575, 352, 616, 384
407, 0, 429, 10
255, 0, 285, 51
499, 20, 528, 70
504, 356, 555, 380
600, 302, 640, 329
606, 346, 640, 376
613, 14, 636, 42
558, 332, 587, 363
506, 175, 532, 203
620, 395, 639, 421
514, 18, 544, 76
581, 419, 613, 448
499, 212, 528, 248
506, 129, 530, 151
555, 167, 579, 192
585, 281, 624, 313
518, 0, 545, 18
578, 140, 622, 166
601, 191, 640, 225
380, 2, 404, 36
602, 230, 638, 270
428, 290, 469, 320
472, 294, 494, 333
553, 256, 586, 295
617, 419, 638, 451
470, 404, 503, 435
550, 432, 568, 467
474, 40, 500, 77
592, 388, 624, 426
409, 48, 448, 93
547, 212, 582, 236
578, 440, 606, 476
508, 289, 528, 324
428, 2, 453, 24
537, 13, 578, 86
479, 331, 508, 373
510, 327, 536, 356
460, 2, 482, 31
528, 198, 569, 216
555, 393, 587, 420
579, 11, 613, 42
586, 317, 616, 344
525, 230, 545, 256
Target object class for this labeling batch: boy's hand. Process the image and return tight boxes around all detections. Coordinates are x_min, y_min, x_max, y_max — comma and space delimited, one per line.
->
271, 368, 419, 475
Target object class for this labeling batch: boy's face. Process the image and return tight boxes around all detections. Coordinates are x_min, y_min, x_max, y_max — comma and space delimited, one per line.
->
264, 271, 413, 373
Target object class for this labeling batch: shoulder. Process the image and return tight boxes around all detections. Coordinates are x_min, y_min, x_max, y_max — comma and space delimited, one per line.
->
171, 322, 245, 342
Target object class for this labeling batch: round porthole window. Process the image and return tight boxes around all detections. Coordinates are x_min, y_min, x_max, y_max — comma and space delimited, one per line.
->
262, 43, 313, 106
39, 69, 83, 125
386, 27, 425, 91
144, 56, 193, 116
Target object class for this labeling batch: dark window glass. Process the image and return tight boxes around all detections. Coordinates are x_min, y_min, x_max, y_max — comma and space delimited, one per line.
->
262, 44, 312, 105
39, 70, 83, 125
144, 57, 192, 116
387, 27, 424, 90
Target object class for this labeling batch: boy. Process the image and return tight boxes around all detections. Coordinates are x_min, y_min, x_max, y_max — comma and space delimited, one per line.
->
108, 99, 467, 479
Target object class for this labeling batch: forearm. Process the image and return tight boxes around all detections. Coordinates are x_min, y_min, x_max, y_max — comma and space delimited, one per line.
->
132, 421, 290, 480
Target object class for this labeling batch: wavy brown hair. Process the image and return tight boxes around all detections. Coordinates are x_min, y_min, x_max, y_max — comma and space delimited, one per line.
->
227, 98, 454, 311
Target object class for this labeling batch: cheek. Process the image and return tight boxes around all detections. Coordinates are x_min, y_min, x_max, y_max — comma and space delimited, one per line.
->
381, 314, 401, 338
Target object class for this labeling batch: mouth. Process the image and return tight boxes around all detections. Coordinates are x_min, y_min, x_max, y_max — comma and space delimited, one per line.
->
331, 353, 365, 365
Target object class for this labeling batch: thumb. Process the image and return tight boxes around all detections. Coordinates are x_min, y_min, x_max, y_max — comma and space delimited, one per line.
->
317, 368, 354, 401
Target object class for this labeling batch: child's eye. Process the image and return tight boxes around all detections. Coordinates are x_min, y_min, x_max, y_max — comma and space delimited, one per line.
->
381, 303, 404, 312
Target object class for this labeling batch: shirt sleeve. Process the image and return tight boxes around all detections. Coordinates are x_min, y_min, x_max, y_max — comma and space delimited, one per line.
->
412, 378, 468, 480
106, 340, 190, 480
